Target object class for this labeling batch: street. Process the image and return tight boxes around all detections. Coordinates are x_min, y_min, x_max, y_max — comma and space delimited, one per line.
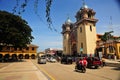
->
0, 59, 120, 80
32, 59, 120, 80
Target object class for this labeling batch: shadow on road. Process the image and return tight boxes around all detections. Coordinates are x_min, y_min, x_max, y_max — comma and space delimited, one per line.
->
0, 59, 26, 63
111, 67, 120, 71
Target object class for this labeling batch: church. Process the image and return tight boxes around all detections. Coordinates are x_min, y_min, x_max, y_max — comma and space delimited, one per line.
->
62, 2, 97, 56
61, 2, 120, 58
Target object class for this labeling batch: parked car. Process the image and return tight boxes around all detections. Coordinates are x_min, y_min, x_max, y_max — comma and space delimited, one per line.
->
86, 57, 102, 68
61, 56, 72, 64
49, 57, 56, 63
46, 57, 50, 62
38, 55, 46, 64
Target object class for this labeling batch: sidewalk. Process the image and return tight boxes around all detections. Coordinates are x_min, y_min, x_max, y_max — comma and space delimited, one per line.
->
104, 58, 120, 67
0, 60, 48, 80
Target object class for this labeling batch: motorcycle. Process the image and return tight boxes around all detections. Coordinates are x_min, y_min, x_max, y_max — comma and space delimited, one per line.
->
75, 63, 86, 73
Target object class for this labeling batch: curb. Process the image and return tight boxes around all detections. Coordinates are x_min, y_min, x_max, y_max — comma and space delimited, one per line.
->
105, 62, 120, 67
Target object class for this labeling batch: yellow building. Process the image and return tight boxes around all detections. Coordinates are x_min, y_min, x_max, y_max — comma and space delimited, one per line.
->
62, 3, 98, 56
0, 44, 38, 60
96, 34, 120, 59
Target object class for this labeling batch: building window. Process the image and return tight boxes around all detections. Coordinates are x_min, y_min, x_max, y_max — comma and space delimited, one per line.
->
90, 25, 92, 31
19, 47, 22, 50
32, 47, 34, 50
0, 46, 2, 51
79, 15, 82, 20
119, 46, 120, 53
14, 47, 17, 51
26, 47, 29, 50
80, 27, 82, 32
6, 46, 10, 50
88, 13, 91, 18
81, 43, 83, 48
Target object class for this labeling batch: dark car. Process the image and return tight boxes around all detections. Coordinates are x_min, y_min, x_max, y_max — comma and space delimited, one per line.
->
61, 56, 72, 64
86, 57, 102, 69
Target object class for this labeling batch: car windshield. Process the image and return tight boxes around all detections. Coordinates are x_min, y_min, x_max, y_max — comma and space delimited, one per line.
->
41, 55, 46, 58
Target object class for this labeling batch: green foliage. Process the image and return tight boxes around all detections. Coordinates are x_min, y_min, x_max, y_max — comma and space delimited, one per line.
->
0, 11, 34, 48
101, 33, 109, 42
101, 31, 114, 42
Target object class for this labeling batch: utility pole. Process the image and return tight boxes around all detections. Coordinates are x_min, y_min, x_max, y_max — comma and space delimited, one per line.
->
109, 16, 113, 32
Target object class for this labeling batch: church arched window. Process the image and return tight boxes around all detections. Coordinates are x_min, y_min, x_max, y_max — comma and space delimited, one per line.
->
80, 27, 82, 32
88, 13, 91, 18
90, 25, 92, 31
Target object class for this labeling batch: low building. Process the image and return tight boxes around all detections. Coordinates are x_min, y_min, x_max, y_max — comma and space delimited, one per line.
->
45, 48, 63, 56
96, 34, 120, 59
0, 44, 38, 60
37, 52, 46, 57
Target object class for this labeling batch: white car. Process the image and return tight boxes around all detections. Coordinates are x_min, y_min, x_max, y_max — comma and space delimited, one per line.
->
49, 57, 56, 63
38, 56, 46, 64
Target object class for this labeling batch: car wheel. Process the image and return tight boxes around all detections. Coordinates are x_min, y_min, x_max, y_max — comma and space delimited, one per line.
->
88, 65, 91, 68
95, 66, 98, 69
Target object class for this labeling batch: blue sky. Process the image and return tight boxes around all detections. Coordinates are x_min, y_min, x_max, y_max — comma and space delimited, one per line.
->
0, 0, 120, 52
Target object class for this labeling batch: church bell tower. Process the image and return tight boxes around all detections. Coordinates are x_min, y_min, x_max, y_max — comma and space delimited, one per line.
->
61, 17, 73, 55
75, 1, 98, 56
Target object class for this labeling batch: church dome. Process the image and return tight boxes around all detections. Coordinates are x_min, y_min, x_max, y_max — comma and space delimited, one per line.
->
82, 4, 88, 9
81, 0, 88, 9
65, 17, 72, 24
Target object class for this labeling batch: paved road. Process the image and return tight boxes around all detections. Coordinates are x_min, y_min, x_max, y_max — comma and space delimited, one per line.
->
0, 60, 48, 80
0, 60, 119, 80
33, 60, 120, 80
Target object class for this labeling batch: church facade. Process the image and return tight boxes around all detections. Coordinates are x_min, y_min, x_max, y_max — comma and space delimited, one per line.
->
61, 3, 98, 56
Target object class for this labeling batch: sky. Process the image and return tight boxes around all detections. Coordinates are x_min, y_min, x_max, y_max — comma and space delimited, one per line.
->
0, 0, 120, 52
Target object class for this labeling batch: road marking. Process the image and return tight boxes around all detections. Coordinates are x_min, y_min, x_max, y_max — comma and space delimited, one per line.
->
31, 60, 55, 80
38, 65, 56, 80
